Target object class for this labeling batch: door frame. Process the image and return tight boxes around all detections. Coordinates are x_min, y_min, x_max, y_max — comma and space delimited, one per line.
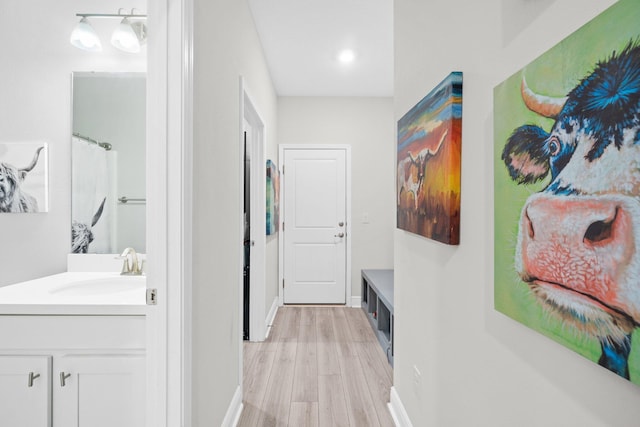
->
240, 78, 267, 341
278, 144, 352, 306
147, 0, 193, 425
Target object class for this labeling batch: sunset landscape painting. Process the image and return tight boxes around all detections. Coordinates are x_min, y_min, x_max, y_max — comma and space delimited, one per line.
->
397, 72, 462, 244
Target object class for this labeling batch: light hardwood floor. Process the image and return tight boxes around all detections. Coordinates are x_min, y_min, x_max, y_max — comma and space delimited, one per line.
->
238, 306, 394, 427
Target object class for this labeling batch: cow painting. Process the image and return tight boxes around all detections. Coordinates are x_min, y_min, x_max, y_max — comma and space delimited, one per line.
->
71, 197, 107, 253
499, 40, 640, 380
397, 71, 462, 245
0, 145, 45, 213
397, 131, 446, 211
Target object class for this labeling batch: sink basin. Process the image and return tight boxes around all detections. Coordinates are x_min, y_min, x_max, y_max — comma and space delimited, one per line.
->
0, 272, 147, 314
49, 275, 145, 296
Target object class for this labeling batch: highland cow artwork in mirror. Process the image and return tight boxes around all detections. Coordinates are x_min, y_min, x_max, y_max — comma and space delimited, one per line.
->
494, 0, 640, 383
0, 143, 48, 213
397, 72, 462, 244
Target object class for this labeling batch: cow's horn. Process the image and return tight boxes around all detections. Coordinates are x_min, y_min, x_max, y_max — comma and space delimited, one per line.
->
20, 146, 44, 173
91, 197, 107, 227
521, 76, 567, 119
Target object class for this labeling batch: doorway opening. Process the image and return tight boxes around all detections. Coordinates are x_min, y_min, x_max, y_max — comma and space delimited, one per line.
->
241, 79, 267, 342
243, 130, 251, 340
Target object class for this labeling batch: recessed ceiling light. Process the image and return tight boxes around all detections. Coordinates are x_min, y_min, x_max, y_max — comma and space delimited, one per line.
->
338, 49, 356, 64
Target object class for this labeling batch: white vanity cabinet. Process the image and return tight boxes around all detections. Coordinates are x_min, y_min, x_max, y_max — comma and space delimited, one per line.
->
0, 315, 145, 427
55, 354, 145, 427
0, 355, 52, 426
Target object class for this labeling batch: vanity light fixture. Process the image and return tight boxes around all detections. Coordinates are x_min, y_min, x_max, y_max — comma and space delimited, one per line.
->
111, 17, 147, 53
70, 17, 102, 52
70, 9, 147, 53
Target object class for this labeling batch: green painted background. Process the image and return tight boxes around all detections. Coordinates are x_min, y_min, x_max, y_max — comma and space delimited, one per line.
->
493, 0, 640, 384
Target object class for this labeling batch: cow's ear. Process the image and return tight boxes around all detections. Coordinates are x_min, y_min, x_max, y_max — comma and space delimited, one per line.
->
18, 170, 28, 182
502, 125, 550, 184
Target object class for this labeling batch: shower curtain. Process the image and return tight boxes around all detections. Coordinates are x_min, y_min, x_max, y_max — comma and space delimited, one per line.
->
71, 136, 117, 253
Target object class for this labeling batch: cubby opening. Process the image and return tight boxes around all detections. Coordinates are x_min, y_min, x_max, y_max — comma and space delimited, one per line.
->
368, 287, 378, 319
378, 303, 391, 341
360, 269, 394, 366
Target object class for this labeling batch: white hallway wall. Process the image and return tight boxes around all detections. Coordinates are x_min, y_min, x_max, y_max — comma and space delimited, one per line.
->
277, 97, 395, 301
192, 0, 277, 424
0, 0, 145, 287
394, 0, 640, 426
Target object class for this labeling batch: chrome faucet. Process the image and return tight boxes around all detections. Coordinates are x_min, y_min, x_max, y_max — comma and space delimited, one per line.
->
117, 247, 143, 275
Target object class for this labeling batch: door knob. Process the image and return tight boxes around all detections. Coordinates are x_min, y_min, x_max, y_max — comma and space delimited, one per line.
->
335, 232, 345, 238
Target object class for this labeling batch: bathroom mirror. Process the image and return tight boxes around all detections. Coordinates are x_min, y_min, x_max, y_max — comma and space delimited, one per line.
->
71, 72, 146, 254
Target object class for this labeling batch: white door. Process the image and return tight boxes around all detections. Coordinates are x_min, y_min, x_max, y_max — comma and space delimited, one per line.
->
0, 355, 51, 427
283, 148, 348, 304
55, 354, 145, 427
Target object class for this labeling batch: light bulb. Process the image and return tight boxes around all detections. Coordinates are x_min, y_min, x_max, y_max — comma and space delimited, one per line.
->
111, 18, 140, 53
70, 17, 102, 52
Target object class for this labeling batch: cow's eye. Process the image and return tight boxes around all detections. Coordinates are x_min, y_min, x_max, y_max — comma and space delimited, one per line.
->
548, 138, 561, 156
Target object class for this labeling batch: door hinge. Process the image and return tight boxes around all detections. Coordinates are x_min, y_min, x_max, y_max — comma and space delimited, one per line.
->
283, 279, 285, 288
146, 288, 158, 305
282, 165, 284, 174
282, 222, 285, 231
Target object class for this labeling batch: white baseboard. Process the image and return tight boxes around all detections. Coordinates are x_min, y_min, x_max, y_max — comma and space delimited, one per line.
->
388, 386, 413, 427
222, 386, 243, 427
265, 297, 279, 339
351, 296, 362, 308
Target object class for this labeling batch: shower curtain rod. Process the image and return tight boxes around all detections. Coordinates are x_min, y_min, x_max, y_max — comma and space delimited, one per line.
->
73, 132, 112, 151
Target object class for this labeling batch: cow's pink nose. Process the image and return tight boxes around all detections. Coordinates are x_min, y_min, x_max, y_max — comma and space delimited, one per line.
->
518, 193, 638, 293
523, 195, 624, 247
523, 198, 619, 245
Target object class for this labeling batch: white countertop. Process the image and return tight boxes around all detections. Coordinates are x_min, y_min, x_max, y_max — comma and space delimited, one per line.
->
0, 272, 147, 315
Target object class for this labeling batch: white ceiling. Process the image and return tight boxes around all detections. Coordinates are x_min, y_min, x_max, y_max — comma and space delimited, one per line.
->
247, 0, 393, 97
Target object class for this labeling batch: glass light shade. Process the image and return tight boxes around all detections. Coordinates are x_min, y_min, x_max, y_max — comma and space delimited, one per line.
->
70, 17, 102, 52
111, 18, 141, 53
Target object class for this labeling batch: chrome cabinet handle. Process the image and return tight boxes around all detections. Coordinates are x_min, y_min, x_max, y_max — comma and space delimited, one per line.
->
60, 372, 71, 387
335, 232, 345, 238
338, 221, 344, 227
28, 372, 40, 387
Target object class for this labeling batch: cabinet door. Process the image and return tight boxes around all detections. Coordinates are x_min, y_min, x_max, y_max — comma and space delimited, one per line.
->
0, 355, 51, 427
54, 354, 145, 427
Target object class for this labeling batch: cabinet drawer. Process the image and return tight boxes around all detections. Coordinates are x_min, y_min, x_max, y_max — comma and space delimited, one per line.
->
0, 316, 145, 350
